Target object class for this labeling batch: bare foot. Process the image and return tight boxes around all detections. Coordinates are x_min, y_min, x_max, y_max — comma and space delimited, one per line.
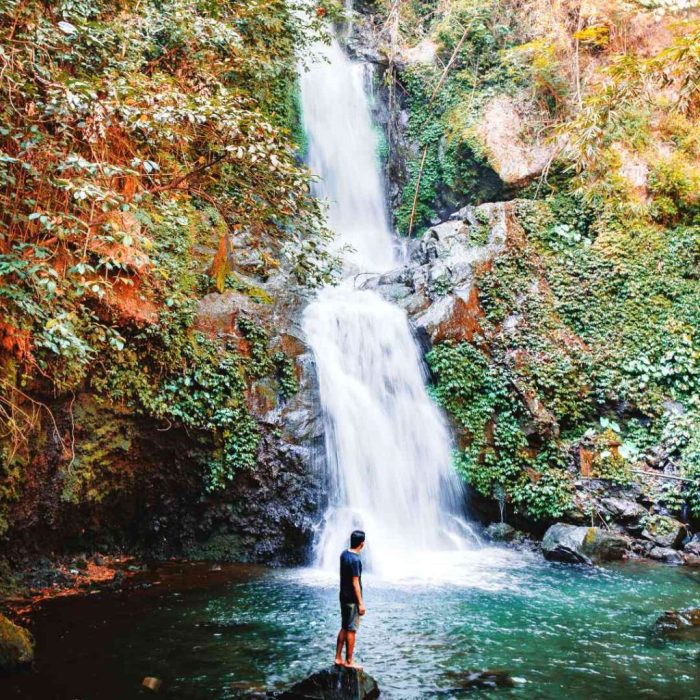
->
334, 658, 344, 666
344, 661, 363, 670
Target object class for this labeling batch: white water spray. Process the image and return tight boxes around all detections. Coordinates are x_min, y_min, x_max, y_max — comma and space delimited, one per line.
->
300, 22, 478, 580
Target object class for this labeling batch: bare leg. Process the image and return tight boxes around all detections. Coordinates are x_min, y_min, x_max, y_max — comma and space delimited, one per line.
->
344, 631, 362, 669
335, 629, 346, 665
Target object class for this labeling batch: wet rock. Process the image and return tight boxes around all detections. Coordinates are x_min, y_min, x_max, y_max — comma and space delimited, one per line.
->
641, 515, 687, 549
0, 614, 34, 672
485, 522, 516, 542
142, 677, 163, 692
583, 529, 630, 562
446, 669, 516, 690
542, 524, 593, 565
654, 608, 700, 641
683, 535, 700, 557
276, 666, 380, 700
541, 524, 629, 565
600, 497, 648, 528
648, 547, 684, 565
195, 290, 266, 338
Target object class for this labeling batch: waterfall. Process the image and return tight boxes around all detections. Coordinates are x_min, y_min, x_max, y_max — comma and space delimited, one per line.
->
300, 26, 475, 579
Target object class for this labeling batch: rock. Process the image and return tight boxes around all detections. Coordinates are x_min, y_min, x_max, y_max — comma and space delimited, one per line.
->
473, 96, 554, 186
399, 38, 437, 67
276, 666, 380, 700
142, 677, 163, 692
582, 529, 630, 562
541, 524, 629, 565
542, 524, 593, 565
0, 614, 34, 672
641, 515, 687, 549
445, 670, 516, 690
195, 290, 267, 338
413, 288, 484, 344
683, 535, 700, 556
600, 497, 648, 527
485, 522, 516, 542
648, 547, 684, 565
654, 608, 700, 641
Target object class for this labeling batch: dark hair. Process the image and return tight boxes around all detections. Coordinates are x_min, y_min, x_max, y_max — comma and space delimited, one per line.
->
350, 530, 365, 548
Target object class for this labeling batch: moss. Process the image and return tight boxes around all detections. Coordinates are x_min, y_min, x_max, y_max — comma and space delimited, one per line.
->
183, 531, 244, 563
0, 614, 34, 672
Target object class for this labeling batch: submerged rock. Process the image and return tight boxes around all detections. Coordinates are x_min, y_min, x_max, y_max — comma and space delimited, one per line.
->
276, 666, 380, 700
485, 522, 516, 542
541, 524, 629, 565
0, 614, 34, 672
445, 669, 516, 691
654, 608, 700, 641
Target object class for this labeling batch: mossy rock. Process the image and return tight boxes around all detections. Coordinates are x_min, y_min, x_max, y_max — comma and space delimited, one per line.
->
183, 532, 244, 563
0, 614, 34, 672
641, 515, 687, 549
581, 528, 630, 562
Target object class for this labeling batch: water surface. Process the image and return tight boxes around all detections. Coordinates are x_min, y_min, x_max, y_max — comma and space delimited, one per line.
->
3, 554, 700, 699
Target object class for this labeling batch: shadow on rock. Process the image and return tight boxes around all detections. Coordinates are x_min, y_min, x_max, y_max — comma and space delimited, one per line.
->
274, 666, 380, 700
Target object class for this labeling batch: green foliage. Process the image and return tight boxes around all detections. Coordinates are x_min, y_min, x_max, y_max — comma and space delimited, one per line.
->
427, 342, 574, 520
661, 411, 700, 517
274, 352, 300, 400
0, 0, 326, 515
392, 0, 516, 235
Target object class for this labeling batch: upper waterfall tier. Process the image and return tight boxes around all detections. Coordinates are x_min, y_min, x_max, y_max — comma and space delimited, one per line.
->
299, 38, 396, 273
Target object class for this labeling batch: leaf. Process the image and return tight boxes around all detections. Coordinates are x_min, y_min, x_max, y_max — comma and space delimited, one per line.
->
57, 21, 77, 35
211, 233, 230, 294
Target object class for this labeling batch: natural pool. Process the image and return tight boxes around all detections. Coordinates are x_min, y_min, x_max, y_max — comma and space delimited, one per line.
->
2, 550, 700, 699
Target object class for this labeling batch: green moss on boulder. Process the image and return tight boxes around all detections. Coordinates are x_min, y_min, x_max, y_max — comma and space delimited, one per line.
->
0, 614, 34, 672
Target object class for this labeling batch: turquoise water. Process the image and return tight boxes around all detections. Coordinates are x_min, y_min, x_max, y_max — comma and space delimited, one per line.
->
3, 555, 700, 699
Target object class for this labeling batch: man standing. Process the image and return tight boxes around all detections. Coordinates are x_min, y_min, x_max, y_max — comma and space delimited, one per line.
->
335, 530, 366, 669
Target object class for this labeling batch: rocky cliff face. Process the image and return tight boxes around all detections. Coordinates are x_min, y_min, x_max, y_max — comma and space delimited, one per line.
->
2, 269, 326, 568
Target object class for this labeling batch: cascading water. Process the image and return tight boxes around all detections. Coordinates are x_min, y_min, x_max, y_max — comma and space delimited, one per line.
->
300, 18, 477, 580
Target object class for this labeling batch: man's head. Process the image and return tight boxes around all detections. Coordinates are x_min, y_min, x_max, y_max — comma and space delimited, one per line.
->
350, 530, 366, 551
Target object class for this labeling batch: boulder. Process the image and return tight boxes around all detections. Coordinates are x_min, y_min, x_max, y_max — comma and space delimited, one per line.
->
648, 547, 684, 565
641, 516, 687, 549
541, 524, 592, 565
473, 96, 554, 186
276, 666, 380, 700
0, 614, 34, 672
600, 497, 648, 528
582, 529, 630, 562
683, 535, 700, 557
541, 524, 629, 565
654, 608, 700, 641
413, 287, 484, 344
485, 522, 516, 542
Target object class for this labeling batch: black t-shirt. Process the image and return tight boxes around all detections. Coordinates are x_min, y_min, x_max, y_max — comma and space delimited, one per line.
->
339, 549, 362, 604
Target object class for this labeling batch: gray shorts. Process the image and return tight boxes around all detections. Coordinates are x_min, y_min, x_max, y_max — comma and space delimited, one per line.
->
340, 602, 361, 632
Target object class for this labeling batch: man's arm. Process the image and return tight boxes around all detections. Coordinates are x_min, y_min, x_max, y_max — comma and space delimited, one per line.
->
352, 576, 366, 615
